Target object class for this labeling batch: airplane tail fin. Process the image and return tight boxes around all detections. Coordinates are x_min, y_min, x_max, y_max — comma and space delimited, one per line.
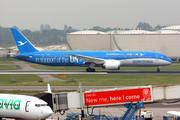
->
47, 84, 52, 93
10, 28, 39, 54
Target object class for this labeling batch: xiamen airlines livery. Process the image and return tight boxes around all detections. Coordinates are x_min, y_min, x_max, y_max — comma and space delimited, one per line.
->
10, 28, 173, 72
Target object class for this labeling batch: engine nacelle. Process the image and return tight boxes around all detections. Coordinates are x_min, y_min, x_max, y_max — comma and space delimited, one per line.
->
102, 60, 121, 70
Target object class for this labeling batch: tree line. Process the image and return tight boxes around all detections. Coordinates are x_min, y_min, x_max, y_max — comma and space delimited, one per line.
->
0, 23, 165, 46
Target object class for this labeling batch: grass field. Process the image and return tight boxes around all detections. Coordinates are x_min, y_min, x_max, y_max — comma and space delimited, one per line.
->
0, 59, 19, 64
31, 64, 180, 71
0, 65, 20, 70
0, 75, 41, 85
0, 59, 20, 70
0, 61, 16, 64
51, 74, 180, 86
1, 74, 180, 86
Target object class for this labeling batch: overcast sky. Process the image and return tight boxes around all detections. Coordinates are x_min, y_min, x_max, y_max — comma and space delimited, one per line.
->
1, 0, 180, 30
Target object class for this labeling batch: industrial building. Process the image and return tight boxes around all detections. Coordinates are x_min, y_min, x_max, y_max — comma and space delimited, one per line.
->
66, 30, 112, 51
66, 25, 180, 59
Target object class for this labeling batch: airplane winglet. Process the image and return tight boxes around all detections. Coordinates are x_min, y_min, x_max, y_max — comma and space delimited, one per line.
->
47, 84, 52, 93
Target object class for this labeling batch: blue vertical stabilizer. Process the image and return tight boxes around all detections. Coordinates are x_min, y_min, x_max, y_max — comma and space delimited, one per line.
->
10, 28, 38, 54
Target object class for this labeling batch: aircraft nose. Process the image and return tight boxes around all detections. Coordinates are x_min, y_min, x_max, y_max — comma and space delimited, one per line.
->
168, 58, 173, 64
42, 107, 53, 119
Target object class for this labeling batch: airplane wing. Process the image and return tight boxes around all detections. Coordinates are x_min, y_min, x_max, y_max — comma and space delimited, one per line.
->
167, 111, 180, 116
64, 53, 105, 64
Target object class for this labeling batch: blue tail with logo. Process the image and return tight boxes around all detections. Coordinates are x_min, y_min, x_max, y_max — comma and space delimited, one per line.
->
10, 28, 38, 54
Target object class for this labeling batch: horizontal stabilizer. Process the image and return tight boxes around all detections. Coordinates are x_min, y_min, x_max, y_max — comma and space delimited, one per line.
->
15, 55, 30, 58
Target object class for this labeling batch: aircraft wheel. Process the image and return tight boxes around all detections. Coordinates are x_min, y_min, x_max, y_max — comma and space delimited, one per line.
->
157, 68, 160, 72
86, 68, 90, 72
92, 68, 96, 72
86, 68, 96, 72
86, 68, 91, 72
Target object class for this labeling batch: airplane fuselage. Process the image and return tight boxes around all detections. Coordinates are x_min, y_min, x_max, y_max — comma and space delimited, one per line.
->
14, 51, 172, 67
0, 94, 53, 120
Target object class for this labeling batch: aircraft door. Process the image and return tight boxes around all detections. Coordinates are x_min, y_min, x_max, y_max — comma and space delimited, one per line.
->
25, 101, 30, 112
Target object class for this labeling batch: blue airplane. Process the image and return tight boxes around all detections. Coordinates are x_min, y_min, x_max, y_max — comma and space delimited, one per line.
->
10, 28, 173, 72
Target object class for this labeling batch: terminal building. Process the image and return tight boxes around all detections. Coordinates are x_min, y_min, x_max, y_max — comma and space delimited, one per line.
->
66, 25, 180, 59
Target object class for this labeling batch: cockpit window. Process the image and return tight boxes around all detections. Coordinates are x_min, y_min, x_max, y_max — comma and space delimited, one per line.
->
35, 104, 40, 107
164, 56, 167, 58
35, 104, 48, 107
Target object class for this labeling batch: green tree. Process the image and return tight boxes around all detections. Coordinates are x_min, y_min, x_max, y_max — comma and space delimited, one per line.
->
136, 22, 153, 31
154, 24, 162, 30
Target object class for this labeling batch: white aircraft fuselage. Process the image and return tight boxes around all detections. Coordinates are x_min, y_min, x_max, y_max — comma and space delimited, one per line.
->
0, 93, 53, 120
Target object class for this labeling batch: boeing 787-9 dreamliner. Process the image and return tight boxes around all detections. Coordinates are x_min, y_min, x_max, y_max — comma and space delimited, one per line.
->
10, 28, 172, 72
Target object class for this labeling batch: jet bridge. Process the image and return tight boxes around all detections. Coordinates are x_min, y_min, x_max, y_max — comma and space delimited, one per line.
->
35, 84, 180, 115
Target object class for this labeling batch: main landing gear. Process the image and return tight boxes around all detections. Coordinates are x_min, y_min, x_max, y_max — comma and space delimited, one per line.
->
157, 66, 162, 72
86, 63, 96, 72
86, 68, 96, 72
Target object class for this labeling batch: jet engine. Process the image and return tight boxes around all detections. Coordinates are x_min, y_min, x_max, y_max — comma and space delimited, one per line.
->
102, 60, 121, 70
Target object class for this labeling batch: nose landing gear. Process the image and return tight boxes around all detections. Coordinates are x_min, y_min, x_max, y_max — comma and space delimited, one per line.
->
157, 66, 162, 72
